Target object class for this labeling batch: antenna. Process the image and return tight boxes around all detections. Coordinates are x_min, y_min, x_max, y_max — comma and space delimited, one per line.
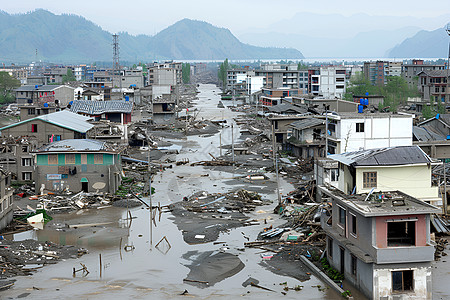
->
112, 34, 121, 88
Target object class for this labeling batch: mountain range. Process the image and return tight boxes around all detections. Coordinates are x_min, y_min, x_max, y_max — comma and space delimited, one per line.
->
0, 10, 303, 63
237, 12, 450, 58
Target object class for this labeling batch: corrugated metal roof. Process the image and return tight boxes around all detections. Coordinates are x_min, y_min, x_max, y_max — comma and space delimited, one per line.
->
413, 126, 446, 142
37, 139, 108, 152
15, 85, 62, 92
70, 100, 133, 115
0, 110, 94, 133
289, 118, 324, 131
329, 146, 432, 167
267, 103, 308, 114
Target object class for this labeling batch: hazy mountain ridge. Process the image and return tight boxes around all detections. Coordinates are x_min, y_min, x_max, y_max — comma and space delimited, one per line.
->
387, 27, 449, 58
0, 10, 303, 63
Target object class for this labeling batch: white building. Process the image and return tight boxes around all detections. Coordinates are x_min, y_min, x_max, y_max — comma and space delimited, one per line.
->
327, 112, 413, 154
319, 66, 347, 99
236, 74, 264, 95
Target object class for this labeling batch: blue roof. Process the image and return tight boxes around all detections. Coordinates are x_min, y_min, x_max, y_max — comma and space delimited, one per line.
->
0, 110, 94, 133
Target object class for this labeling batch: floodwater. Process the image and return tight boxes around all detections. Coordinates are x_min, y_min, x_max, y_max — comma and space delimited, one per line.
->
2, 84, 343, 299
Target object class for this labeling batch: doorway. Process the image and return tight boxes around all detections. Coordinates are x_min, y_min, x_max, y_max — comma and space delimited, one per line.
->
81, 178, 89, 192
340, 247, 345, 274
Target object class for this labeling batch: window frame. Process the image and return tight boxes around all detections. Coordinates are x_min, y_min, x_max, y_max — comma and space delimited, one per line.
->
94, 154, 103, 164
363, 172, 377, 189
392, 270, 414, 292
338, 206, 346, 229
22, 171, 32, 181
350, 213, 357, 237
31, 124, 38, 133
21, 158, 32, 167
350, 254, 357, 276
48, 154, 58, 165
356, 122, 365, 133
65, 153, 76, 164
328, 238, 333, 258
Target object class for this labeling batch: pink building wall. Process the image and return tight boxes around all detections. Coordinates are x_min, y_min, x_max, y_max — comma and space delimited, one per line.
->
375, 214, 427, 248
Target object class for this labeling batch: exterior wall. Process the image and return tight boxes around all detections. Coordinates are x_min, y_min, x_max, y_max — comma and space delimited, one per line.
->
0, 120, 79, 146
35, 153, 121, 194
337, 164, 354, 194
375, 214, 427, 248
355, 165, 438, 200
0, 173, 14, 231
54, 86, 75, 106
373, 262, 432, 300
333, 115, 413, 153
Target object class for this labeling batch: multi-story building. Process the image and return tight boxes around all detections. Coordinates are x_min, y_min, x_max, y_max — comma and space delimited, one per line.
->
255, 64, 301, 89
74, 65, 87, 81
402, 59, 446, 87
364, 61, 402, 86
226, 68, 252, 91
148, 67, 177, 86
417, 70, 449, 103
15, 85, 75, 120
0, 168, 13, 231
120, 69, 145, 88
0, 137, 38, 183
326, 112, 413, 154
151, 85, 177, 124
34, 139, 122, 194
318, 66, 347, 99
320, 186, 438, 300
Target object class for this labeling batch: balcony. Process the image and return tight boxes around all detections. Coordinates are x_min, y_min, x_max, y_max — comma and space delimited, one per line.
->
375, 245, 435, 264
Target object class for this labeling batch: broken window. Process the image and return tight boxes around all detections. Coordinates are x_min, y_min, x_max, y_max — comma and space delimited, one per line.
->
330, 168, 339, 181
392, 270, 413, 292
328, 238, 333, 258
94, 154, 103, 164
387, 221, 416, 246
350, 254, 357, 276
22, 172, 32, 181
21, 158, 32, 167
66, 154, 75, 164
351, 214, 357, 236
338, 206, 346, 229
363, 172, 377, 188
356, 122, 364, 132
48, 154, 58, 165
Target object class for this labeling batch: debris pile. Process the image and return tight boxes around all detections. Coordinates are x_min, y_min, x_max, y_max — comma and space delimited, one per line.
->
0, 239, 87, 278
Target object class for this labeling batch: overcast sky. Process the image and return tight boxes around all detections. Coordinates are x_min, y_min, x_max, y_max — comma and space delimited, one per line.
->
2, 0, 450, 35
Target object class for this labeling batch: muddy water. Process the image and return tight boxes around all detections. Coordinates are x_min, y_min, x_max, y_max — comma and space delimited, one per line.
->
2, 84, 343, 299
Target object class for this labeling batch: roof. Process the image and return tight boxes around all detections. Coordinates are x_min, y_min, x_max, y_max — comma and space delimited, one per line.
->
329, 112, 412, 119
70, 100, 133, 115
413, 125, 446, 142
0, 110, 94, 133
36, 139, 113, 153
418, 114, 450, 128
15, 85, 62, 92
267, 103, 308, 114
319, 186, 440, 217
417, 70, 450, 77
289, 118, 324, 131
329, 145, 434, 167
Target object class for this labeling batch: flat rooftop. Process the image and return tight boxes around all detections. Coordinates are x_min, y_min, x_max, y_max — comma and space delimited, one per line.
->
319, 185, 440, 217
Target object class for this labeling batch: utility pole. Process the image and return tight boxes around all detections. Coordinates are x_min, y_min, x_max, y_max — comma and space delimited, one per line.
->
444, 23, 450, 216
272, 124, 281, 204
112, 34, 120, 88
148, 137, 153, 248
231, 123, 235, 163
324, 104, 329, 158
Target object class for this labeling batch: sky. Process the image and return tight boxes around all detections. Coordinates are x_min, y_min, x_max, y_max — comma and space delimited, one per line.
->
1, 0, 450, 36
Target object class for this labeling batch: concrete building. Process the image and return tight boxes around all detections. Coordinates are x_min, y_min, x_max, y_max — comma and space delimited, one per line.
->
318, 66, 347, 99
327, 146, 441, 204
15, 85, 75, 120
255, 64, 301, 89
34, 139, 122, 194
151, 85, 177, 124
0, 137, 38, 183
414, 114, 450, 160
287, 118, 326, 158
226, 69, 252, 91
402, 59, 446, 87
0, 168, 14, 231
320, 186, 438, 300
326, 112, 413, 154
120, 69, 145, 88
363, 61, 402, 86
417, 70, 450, 103
0, 110, 94, 147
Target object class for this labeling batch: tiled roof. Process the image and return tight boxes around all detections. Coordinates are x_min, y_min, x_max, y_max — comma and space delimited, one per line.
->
70, 100, 133, 115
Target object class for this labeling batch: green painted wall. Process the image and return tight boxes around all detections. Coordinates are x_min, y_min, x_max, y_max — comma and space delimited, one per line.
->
36, 153, 115, 166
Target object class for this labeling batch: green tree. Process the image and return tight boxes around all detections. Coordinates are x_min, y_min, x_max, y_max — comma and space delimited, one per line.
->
218, 58, 229, 88
297, 61, 308, 70
182, 63, 191, 84
0, 72, 20, 104
62, 69, 76, 83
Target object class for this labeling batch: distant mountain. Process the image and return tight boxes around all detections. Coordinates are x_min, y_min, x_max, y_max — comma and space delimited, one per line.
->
237, 12, 450, 58
0, 10, 303, 63
387, 27, 449, 58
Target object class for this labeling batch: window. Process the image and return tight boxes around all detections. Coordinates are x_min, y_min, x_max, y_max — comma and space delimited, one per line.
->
31, 124, 38, 132
330, 168, 339, 182
21, 158, 32, 167
363, 172, 377, 188
66, 154, 75, 164
22, 146, 29, 152
22, 172, 32, 181
28, 108, 36, 115
356, 122, 364, 132
81, 154, 87, 164
351, 214, 357, 236
387, 221, 416, 246
48, 154, 58, 165
94, 154, 103, 164
338, 206, 346, 227
336, 85, 345, 89
350, 254, 357, 276
328, 238, 333, 258
392, 270, 413, 292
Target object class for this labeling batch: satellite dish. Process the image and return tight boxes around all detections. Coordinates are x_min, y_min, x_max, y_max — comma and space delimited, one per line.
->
92, 182, 106, 193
